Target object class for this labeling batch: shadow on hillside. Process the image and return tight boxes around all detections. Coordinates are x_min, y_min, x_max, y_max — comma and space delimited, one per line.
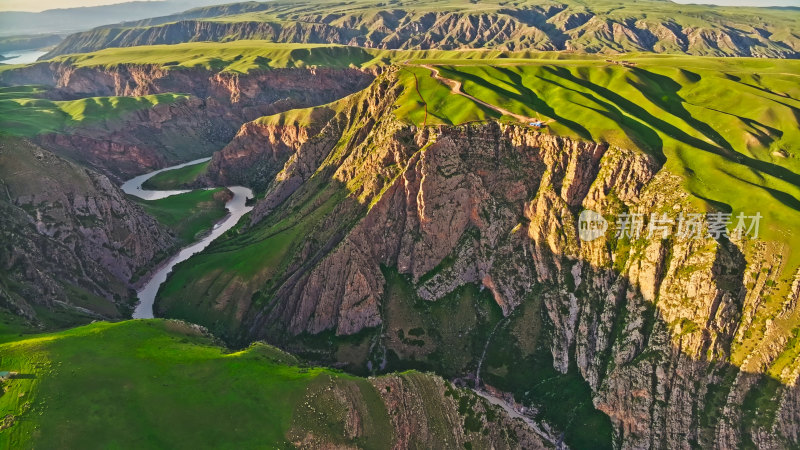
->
541, 65, 800, 206
229, 117, 800, 448
438, 65, 594, 140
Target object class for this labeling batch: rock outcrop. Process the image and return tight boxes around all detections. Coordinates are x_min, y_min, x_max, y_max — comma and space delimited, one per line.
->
0, 137, 174, 326
156, 70, 800, 448
201, 106, 337, 191
42, 2, 800, 59
0, 63, 374, 180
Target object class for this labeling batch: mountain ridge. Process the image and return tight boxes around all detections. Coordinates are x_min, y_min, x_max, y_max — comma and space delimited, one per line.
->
41, 0, 800, 59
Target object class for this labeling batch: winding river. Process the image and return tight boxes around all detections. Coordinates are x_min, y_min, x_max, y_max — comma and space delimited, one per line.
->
120, 157, 254, 319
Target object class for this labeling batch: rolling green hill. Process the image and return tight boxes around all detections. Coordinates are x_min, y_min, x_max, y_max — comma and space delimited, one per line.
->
11, 41, 627, 73
43, 42, 382, 73
393, 56, 800, 265
42, 0, 800, 59
0, 85, 189, 137
0, 320, 542, 449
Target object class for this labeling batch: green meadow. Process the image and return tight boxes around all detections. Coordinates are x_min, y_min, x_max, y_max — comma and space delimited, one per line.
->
137, 188, 229, 243
46, 42, 382, 73
142, 160, 210, 190
0, 85, 188, 136
0, 320, 394, 449
394, 57, 800, 268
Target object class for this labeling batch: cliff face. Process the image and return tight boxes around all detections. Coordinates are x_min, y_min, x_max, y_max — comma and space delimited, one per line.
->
43, 3, 800, 59
290, 370, 551, 449
157, 72, 800, 448
201, 106, 336, 191
34, 95, 230, 181
0, 137, 174, 327
0, 63, 374, 180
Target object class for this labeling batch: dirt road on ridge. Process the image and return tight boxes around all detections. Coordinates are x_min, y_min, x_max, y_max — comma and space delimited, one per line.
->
420, 64, 547, 125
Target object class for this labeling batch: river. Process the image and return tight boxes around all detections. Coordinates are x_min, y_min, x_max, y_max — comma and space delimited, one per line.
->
120, 158, 254, 319
0, 49, 48, 65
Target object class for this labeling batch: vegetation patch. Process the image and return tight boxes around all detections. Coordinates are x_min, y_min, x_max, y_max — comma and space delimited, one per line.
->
0, 86, 189, 136
136, 188, 229, 243
142, 160, 210, 190
394, 57, 800, 273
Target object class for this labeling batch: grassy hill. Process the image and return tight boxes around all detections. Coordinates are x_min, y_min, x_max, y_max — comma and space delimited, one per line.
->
0, 85, 189, 136
45, 42, 382, 73
41, 0, 800, 59
136, 188, 230, 243
0, 319, 540, 449
15, 41, 611, 73
393, 55, 800, 270
141, 159, 210, 190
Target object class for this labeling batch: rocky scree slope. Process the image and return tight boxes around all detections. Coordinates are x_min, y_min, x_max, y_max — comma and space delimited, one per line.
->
158, 72, 800, 449
42, 0, 800, 59
0, 137, 174, 329
0, 62, 374, 180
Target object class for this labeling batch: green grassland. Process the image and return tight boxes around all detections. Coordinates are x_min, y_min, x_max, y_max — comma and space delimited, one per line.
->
142, 160, 210, 190
45, 42, 382, 73
0, 320, 394, 449
137, 188, 229, 243
394, 57, 800, 269
29, 41, 593, 73
0, 319, 523, 449
0, 85, 189, 136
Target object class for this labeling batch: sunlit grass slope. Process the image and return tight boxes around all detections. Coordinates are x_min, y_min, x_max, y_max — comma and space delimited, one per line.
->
34, 42, 591, 73
0, 320, 395, 449
47, 42, 381, 73
0, 86, 188, 136
394, 57, 800, 267
2, 40, 719, 74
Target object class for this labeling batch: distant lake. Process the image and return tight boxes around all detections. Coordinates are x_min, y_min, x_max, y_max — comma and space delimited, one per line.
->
1, 49, 47, 64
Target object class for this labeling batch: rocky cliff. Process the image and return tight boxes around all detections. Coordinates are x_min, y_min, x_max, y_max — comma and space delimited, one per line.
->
201, 106, 337, 192
157, 71, 800, 448
290, 370, 551, 449
0, 63, 374, 180
43, 0, 800, 59
0, 137, 175, 328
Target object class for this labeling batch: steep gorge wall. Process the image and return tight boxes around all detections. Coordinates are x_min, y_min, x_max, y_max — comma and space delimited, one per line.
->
0, 137, 175, 327
0, 63, 374, 179
174, 72, 800, 448
200, 106, 337, 192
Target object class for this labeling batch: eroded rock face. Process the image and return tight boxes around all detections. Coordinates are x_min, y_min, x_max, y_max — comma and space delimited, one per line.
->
43, 5, 800, 59
201, 107, 336, 191
287, 371, 549, 449
0, 63, 375, 180
156, 71, 800, 448
0, 137, 174, 325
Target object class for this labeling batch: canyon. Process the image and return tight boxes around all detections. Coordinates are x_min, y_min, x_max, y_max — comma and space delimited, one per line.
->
1, 14, 799, 446
143, 70, 800, 448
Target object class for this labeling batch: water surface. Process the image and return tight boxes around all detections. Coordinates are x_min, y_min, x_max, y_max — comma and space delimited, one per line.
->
1, 50, 48, 65
120, 159, 253, 319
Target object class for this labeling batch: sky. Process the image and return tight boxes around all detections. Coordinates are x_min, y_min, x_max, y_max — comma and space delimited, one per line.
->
0, 0, 164, 12
0, 0, 798, 12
